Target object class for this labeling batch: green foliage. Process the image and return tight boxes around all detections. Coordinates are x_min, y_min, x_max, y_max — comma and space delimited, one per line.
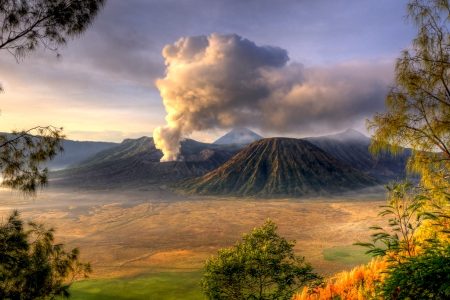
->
368, 0, 450, 194
355, 182, 431, 260
0, 0, 105, 59
0, 210, 91, 299
0, 126, 64, 194
382, 242, 450, 299
201, 220, 320, 300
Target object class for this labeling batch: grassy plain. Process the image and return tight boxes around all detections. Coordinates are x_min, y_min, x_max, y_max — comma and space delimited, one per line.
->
67, 271, 204, 300
0, 187, 385, 299
323, 244, 371, 266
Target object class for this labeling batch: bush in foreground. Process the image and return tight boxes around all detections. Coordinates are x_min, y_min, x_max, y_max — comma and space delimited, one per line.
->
381, 243, 450, 299
201, 220, 320, 300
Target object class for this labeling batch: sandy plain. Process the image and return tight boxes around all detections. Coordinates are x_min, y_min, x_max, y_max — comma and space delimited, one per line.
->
0, 187, 387, 278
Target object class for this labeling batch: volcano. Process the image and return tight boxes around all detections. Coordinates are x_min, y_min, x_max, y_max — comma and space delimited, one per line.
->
180, 137, 378, 197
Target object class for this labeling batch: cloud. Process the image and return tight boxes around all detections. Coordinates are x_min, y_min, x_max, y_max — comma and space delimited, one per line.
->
153, 33, 392, 161
1, 0, 412, 143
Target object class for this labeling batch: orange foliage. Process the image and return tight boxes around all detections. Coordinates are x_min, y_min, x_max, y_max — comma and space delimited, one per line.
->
294, 258, 388, 300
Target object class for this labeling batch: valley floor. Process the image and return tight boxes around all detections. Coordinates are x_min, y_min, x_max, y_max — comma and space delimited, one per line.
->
0, 187, 387, 298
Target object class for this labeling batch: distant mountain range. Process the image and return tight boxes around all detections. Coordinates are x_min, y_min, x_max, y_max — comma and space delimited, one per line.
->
51, 137, 241, 189
47, 139, 118, 170
49, 128, 412, 196
306, 129, 410, 182
0, 132, 118, 170
214, 128, 263, 145
180, 138, 378, 197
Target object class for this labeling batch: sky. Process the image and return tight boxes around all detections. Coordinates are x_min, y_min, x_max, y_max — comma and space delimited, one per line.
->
0, 0, 416, 143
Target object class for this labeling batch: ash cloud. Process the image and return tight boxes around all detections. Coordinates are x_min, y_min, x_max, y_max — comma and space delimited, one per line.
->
154, 33, 391, 161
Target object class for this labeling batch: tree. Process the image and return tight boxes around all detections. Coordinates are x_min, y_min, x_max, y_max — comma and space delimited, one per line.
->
364, 2, 450, 297
201, 220, 320, 300
0, 126, 64, 194
0, 0, 105, 193
368, 0, 450, 196
0, 2, 104, 298
0, 0, 105, 60
0, 210, 91, 299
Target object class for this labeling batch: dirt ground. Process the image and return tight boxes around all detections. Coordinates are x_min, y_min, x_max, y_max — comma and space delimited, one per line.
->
0, 187, 386, 278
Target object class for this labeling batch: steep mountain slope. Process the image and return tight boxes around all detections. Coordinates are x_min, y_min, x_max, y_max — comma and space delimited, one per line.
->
306, 129, 411, 181
180, 138, 378, 197
214, 128, 263, 145
51, 137, 242, 188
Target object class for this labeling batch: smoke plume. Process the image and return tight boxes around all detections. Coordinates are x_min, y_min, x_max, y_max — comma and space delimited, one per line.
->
153, 33, 390, 161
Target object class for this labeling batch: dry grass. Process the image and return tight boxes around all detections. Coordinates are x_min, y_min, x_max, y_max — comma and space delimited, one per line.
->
0, 188, 385, 278
294, 258, 388, 300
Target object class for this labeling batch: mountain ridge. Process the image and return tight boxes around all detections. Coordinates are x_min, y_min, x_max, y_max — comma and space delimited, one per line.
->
306, 130, 410, 181
51, 137, 242, 188
50, 129, 411, 194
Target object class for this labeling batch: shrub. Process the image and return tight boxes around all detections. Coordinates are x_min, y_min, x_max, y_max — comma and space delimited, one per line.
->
294, 258, 387, 300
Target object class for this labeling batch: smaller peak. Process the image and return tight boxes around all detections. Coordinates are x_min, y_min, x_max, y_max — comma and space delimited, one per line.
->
229, 127, 255, 134
344, 128, 358, 134
214, 127, 263, 145
341, 129, 367, 139
322, 129, 369, 141
308, 129, 369, 142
